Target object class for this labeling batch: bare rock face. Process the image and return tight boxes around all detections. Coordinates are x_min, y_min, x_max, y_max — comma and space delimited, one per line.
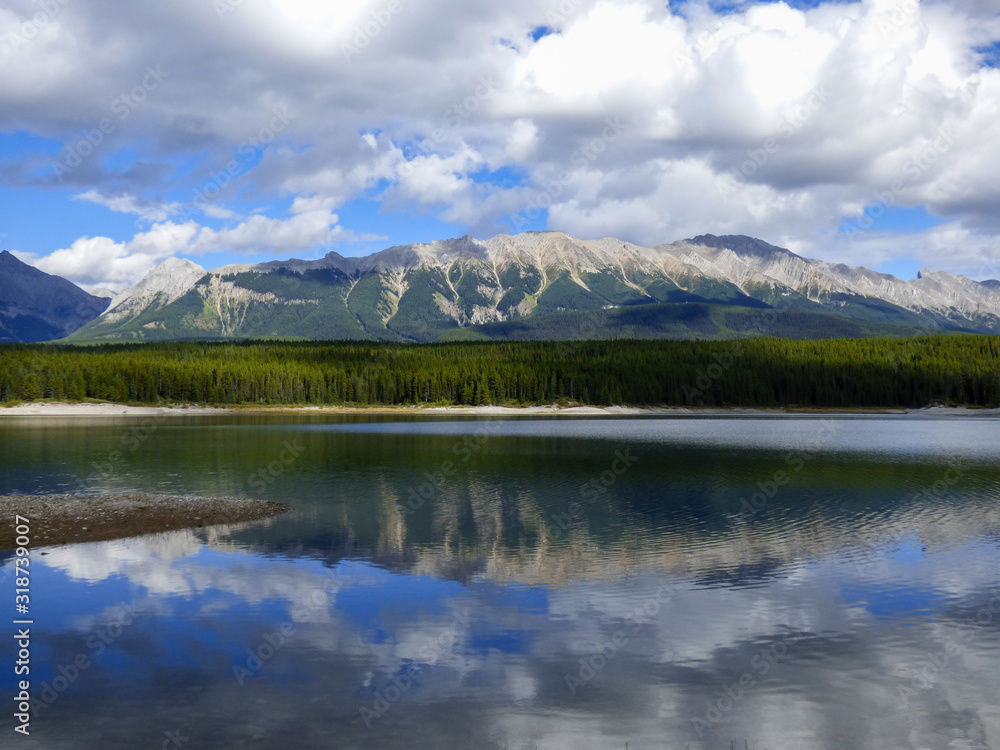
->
677, 234, 1000, 323
102, 257, 207, 322
0, 250, 110, 342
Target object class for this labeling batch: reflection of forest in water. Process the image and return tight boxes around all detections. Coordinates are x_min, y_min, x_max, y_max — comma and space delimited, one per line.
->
4, 416, 999, 589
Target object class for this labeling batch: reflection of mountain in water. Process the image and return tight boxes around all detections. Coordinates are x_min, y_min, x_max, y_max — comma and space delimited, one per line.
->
222, 446, 1000, 589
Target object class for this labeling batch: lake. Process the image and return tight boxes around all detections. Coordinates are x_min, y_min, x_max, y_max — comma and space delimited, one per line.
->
2, 413, 1000, 749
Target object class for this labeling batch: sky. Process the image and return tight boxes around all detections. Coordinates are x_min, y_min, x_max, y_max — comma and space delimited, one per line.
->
1, 0, 1000, 293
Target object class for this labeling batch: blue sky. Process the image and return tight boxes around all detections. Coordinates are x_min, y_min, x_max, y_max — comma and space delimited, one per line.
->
1, 0, 999, 291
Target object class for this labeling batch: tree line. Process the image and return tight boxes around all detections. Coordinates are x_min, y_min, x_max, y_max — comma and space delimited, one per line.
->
0, 336, 997, 408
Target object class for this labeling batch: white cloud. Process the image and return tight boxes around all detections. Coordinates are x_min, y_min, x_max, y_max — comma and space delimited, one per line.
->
505, 118, 539, 162
188, 211, 344, 256
199, 203, 239, 220
31, 223, 197, 292
73, 190, 181, 222
1, 0, 1000, 274
29, 210, 358, 290
831, 220, 1000, 277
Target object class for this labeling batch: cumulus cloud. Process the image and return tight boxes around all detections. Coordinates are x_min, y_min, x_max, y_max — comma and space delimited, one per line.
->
28, 223, 199, 292
27, 208, 363, 291
187, 210, 345, 255
2, 0, 1000, 279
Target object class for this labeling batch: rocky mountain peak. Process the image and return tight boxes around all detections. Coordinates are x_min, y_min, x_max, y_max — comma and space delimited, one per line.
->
103, 257, 206, 318
685, 234, 803, 261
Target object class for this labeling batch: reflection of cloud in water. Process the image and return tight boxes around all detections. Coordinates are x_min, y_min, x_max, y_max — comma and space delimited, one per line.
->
39, 532, 380, 624
23, 531, 1000, 750
22, 466, 1000, 748
41, 531, 203, 589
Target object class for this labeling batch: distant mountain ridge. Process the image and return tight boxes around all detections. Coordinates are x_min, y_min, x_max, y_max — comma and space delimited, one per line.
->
52, 231, 1000, 342
0, 251, 110, 343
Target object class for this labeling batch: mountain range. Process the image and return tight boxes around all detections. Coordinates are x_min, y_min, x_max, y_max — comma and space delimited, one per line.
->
4, 233, 1000, 343
0, 251, 110, 343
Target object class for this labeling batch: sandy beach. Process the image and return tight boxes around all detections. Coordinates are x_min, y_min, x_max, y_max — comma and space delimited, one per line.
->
1, 401, 998, 417
0, 401, 674, 417
0, 402, 230, 417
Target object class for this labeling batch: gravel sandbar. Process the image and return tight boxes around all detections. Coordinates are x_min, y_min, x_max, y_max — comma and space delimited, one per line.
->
1, 493, 290, 549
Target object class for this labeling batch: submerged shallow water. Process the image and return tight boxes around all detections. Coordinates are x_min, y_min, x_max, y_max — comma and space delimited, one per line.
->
2, 414, 1000, 749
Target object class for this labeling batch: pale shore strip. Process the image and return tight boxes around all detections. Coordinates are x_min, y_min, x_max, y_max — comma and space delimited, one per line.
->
0, 402, 230, 417
0, 493, 290, 549
0, 401, 998, 417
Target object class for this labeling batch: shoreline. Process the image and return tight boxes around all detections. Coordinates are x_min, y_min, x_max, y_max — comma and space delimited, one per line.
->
0, 401, 998, 417
0, 493, 290, 549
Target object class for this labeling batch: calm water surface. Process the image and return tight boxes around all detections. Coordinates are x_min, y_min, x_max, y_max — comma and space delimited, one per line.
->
2, 414, 1000, 749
